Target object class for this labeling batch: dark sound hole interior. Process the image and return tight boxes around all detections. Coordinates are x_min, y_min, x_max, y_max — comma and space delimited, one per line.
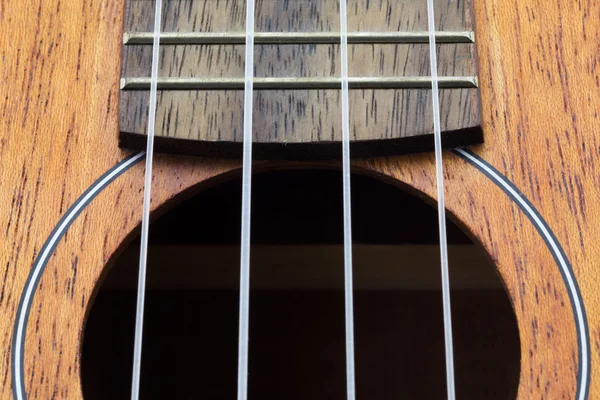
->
82, 170, 520, 399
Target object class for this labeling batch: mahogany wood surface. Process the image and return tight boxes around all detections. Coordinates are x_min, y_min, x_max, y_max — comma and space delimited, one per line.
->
0, 0, 599, 399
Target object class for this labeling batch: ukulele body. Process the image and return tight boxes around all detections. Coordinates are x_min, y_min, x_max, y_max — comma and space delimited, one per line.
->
1, 0, 599, 399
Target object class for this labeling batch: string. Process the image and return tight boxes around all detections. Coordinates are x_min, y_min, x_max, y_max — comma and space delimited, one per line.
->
425, 0, 456, 398
130, 0, 163, 398
339, 1, 356, 399
237, 0, 255, 399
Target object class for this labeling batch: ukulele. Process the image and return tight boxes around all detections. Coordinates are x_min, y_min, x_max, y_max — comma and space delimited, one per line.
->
1, 0, 598, 399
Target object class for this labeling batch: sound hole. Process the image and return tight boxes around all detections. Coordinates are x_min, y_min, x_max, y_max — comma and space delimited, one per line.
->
82, 170, 519, 399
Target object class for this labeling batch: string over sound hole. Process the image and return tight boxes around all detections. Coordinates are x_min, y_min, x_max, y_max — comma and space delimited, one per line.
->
82, 170, 519, 399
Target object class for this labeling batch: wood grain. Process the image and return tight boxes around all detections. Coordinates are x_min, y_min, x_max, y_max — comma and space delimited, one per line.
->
118, 0, 482, 159
0, 0, 599, 399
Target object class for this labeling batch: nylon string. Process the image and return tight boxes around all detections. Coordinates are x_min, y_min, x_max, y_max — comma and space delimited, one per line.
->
339, 1, 356, 399
237, 0, 256, 399
426, 0, 456, 398
130, 0, 163, 398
